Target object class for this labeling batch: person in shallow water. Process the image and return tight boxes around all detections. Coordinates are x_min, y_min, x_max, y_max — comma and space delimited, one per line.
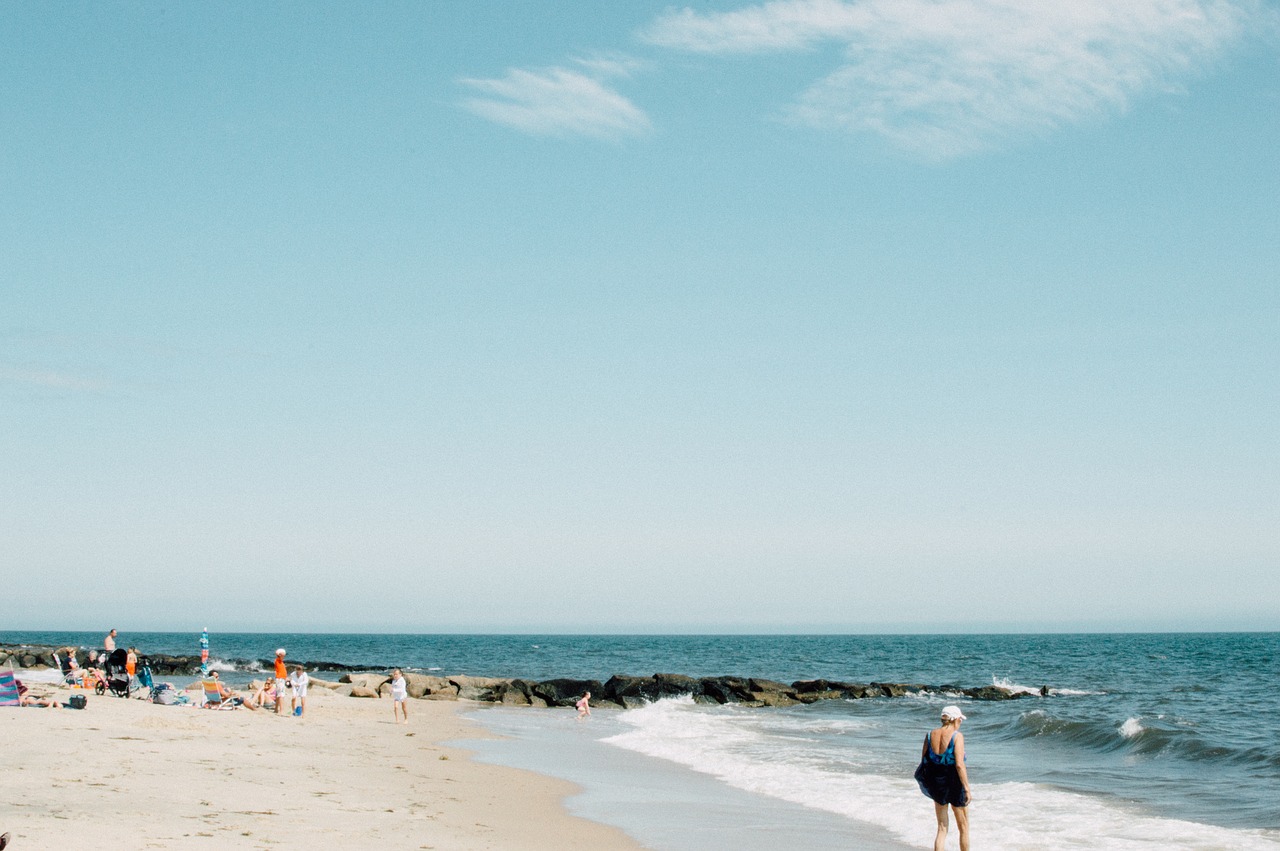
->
915, 705, 972, 851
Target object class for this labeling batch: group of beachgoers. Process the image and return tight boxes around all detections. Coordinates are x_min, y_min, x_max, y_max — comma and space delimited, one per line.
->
11, 634, 975, 850
53, 628, 144, 693
7, 629, 132, 708
199, 648, 310, 717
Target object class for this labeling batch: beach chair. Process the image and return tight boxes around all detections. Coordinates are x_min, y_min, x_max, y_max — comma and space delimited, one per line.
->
0, 669, 21, 707
201, 679, 237, 710
52, 652, 81, 687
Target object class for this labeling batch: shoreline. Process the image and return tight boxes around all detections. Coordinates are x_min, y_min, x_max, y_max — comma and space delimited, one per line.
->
0, 683, 642, 850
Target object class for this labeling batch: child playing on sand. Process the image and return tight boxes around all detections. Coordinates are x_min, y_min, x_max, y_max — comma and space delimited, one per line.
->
289, 665, 309, 717
390, 669, 408, 724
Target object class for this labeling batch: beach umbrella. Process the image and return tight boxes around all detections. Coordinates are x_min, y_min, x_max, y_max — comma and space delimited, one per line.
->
200, 627, 209, 676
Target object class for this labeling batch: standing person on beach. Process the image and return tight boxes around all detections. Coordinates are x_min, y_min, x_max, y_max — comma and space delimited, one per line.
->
289, 665, 309, 717
273, 649, 289, 715
390, 669, 408, 724
576, 691, 591, 719
915, 705, 971, 851
125, 647, 138, 686
103, 629, 117, 653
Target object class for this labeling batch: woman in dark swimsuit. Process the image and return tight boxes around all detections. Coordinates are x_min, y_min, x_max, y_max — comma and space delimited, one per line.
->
916, 705, 971, 851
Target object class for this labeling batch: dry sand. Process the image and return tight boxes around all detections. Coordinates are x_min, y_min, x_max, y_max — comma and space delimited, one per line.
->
0, 681, 642, 850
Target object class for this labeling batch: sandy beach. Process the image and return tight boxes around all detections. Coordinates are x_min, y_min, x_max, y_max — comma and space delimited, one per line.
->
0, 682, 642, 850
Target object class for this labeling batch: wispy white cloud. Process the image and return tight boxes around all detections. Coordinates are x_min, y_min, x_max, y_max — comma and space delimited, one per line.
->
0, 364, 108, 392
643, 0, 1262, 158
459, 56, 651, 140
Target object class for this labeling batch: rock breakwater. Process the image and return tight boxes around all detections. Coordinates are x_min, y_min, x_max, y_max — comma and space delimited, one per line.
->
3, 642, 1035, 707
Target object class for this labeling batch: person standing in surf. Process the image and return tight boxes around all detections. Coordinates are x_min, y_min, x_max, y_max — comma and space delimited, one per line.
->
915, 705, 971, 851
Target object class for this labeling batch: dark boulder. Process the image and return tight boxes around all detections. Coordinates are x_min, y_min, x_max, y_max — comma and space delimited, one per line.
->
449, 676, 509, 701
699, 676, 752, 704
747, 679, 800, 707
653, 673, 701, 697
531, 678, 602, 708
872, 682, 929, 698
603, 675, 661, 704
493, 679, 537, 706
793, 680, 858, 703
963, 685, 1023, 701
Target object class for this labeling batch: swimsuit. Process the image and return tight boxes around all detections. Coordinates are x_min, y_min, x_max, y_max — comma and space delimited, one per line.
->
915, 732, 968, 807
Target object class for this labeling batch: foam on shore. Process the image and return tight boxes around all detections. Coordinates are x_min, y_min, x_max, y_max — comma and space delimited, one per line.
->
465, 703, 912, 851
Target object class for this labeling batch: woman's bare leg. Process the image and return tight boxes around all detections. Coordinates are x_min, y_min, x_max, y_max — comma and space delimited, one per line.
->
953, 804, 969, 851
934, 802, 950, 851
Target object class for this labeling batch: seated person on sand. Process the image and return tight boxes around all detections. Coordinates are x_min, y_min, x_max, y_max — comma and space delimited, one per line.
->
206, 673, 257, 711
61, 650, 105, 690
251, 677, 277, 710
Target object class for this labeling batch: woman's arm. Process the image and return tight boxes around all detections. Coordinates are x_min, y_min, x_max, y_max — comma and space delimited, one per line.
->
953, 732, 971, 800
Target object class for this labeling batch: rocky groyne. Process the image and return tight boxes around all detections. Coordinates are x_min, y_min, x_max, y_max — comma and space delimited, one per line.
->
0, 643, 363, 676
325, 671, 1030, 708
3, 642, 1034, 708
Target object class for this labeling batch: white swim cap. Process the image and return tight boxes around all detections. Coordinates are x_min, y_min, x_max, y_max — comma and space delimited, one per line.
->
276, 648, 286, 656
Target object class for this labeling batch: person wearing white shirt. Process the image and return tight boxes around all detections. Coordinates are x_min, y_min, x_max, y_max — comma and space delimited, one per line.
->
289, 666, 309, 718
390, 669, 409, 724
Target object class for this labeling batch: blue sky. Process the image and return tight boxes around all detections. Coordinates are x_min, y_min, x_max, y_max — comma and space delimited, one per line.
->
3, 1, 1277, 633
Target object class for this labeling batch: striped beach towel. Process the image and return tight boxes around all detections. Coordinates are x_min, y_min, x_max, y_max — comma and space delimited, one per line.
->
0, 668, 20, 706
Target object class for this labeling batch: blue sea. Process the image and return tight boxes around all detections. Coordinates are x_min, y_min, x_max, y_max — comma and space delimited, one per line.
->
6, 631, 1278, 849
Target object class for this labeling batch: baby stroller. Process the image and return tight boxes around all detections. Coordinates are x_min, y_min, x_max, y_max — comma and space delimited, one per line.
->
100, 648, 132, 698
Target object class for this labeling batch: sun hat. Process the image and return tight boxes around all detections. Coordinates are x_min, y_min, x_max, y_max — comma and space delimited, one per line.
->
941, 705, 967, 721
276, 648, 286, 656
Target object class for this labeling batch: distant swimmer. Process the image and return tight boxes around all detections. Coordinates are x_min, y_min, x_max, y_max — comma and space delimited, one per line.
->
576, 691, 591, 720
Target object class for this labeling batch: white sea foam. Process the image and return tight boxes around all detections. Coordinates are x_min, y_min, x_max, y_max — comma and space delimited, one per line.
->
992, 675, 1048, 696
602, 697, 1280, 850
11, 668, 63, 684
1120, 717, 1145, 738
992, 675, 1104, 698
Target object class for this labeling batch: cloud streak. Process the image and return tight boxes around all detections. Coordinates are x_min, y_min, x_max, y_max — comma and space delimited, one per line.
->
643, 0, 1261, 157
459, 58, 651, 141
0, 364, 108, 392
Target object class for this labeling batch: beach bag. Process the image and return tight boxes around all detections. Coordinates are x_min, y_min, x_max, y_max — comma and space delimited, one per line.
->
153, 684, 178, 705
69, 693, 87, 710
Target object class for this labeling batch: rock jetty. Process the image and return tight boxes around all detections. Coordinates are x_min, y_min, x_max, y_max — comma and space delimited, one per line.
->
2, 642, 1033, 707
327, 671, 1029, 707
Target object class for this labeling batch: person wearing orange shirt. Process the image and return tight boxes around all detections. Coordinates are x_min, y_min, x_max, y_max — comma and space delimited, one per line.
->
273, 649, 289, 715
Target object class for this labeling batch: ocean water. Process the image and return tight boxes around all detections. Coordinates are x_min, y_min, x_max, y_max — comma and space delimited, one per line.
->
6, 631, 1278, 849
